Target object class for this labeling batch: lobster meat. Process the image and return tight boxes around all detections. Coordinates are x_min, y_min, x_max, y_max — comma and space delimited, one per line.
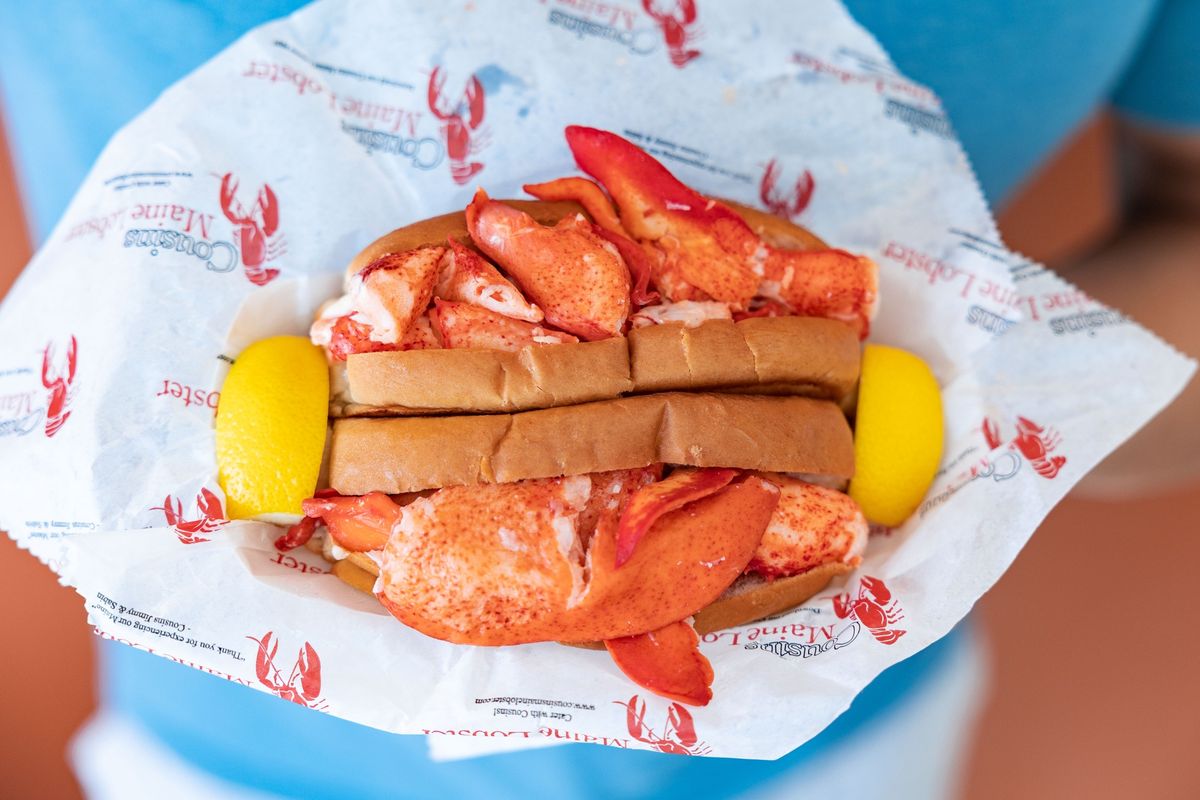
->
295, 467, 868, 705
431, 299, 577, 351
437, 238, 544, 323
466, 189, 631, 340
313, 125, 877, 363
562, 125, 878, 337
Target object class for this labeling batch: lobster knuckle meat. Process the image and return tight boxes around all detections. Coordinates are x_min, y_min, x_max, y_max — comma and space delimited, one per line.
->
465, 189, 631, 340
377, 476, 595, 645
759, 248, 879, 339
326, 316, 399, 361
430, 299, 577, 352
605, 619, 714, 706
436, 238, 544, 323
353, 248, 444, 344
747, 477, 867, 579
564, 126, 760, 307
615, 467, 739, 566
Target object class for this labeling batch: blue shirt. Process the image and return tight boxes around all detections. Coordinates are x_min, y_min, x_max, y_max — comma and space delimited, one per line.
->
3, 2, 1198, 797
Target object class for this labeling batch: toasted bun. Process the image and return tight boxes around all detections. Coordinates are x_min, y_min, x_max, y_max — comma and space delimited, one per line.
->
329, 392, 854, 495
336, 316, 859, 416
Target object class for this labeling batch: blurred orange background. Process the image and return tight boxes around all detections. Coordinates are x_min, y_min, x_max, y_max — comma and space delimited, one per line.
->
1, 109, 1197, 799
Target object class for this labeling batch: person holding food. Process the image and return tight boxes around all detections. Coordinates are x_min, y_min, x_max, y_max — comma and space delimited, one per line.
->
1, 1, 1197, 798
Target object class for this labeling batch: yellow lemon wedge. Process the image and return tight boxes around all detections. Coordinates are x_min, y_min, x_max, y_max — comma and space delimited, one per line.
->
216, 336, 329, 521
849, 344, 944, 527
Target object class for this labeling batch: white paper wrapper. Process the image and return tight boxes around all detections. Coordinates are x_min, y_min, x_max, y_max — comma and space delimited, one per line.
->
0, 0, 1193, 761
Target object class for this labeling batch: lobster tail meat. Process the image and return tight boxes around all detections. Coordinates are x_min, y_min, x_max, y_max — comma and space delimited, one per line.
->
302, 491, 401, 553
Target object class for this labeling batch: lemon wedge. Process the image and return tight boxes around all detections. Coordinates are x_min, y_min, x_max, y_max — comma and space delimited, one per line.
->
849, 344, 944, 527
216, 336, 328, 521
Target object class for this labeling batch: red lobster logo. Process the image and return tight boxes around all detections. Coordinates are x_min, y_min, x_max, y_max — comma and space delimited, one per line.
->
760, 159, 815, 220
833, 576, 906, 645
41, 335, 78, 438
616, 694, 709, 755
642, 0, 702, 68
427, 66, 486, 185
153, 488, 225, 544
248, 631, 325, 709
219, 172, 284, 286
983, 415, 1067, 480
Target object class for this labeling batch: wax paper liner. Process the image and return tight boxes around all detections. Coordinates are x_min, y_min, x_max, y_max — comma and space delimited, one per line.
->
0, 0, 1192, 760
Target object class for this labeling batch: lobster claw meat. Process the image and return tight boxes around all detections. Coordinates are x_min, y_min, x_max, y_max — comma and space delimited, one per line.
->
564, 126, 878, 336
465, 189, 630, 340
605, 618, 713, 706
525, 178, 660, 308
565, 125, 761, 308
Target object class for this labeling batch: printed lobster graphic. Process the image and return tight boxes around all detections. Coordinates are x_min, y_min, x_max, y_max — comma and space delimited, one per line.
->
833, 576, 907, 645
219, 172, 284, 286
153, 488, 225, 544
642, 0, 702, 68
248, 631, 325, 709
427, 66, 486, 185
41, 335, 78, 438
983, 415, 1067, 480
616, 694, 709, 755
760, 159, 815, 220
